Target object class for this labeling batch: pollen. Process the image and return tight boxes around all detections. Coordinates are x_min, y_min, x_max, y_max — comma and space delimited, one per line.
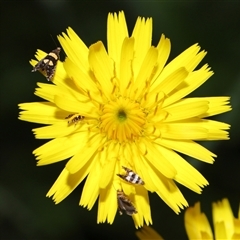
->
100, 97, 146, 142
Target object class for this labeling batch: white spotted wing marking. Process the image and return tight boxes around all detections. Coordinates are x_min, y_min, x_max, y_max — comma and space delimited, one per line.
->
32, 47, 61, 81
117, 166, 145, 185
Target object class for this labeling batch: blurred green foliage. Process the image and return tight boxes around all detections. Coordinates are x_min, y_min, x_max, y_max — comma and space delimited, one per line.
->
1, 1, 239, 239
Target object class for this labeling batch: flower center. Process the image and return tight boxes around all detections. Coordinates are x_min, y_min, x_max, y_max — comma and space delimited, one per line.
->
100, 97, 146, 142
118, 109, 127, 122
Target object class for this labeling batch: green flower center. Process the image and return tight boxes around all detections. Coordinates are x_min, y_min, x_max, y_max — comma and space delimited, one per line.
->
117, 109, 127, 122
99, 97, 146, 142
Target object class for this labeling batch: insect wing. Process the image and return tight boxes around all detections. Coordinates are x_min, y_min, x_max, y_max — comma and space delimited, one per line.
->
126, 171, 144, 185
117, 197, 125, 215
117, 166, 145, 185
117, 190, 137, 216
32, 47, 61, 81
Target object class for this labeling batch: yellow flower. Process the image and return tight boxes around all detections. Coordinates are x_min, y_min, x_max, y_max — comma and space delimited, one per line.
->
136, 199, 240, 239
19, 11, 231, 227
136, 225, 164, 240
185, 198, 240, 239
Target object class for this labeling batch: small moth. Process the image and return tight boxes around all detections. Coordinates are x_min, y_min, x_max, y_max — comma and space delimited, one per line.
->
117, 166, 145, 185
32, 47, 61, 81
117, 190, 137, 216
65, 114, 84, 125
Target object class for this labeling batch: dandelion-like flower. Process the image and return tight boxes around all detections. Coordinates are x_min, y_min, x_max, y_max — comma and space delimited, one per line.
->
136, 199, 240, 239
19, 11, 231, 227
185, 198, 240, 239
136, 225, 164, 240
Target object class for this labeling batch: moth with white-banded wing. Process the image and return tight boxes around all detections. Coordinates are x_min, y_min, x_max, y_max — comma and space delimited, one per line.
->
32, 47, 61, 81
117, 190, 137, 216
117, 166, 145, 185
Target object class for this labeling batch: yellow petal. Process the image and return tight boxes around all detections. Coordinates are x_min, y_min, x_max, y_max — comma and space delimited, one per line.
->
136, 225, 164, 240
161, 44, 206, 79
126, 143, 156, 192
97, 185, 117, 224
80, 159, 100, 210
66, 133, 103, 174
132, 17, 152, 76
192, 119, 230, 140
154, 144, 209, 193
58, 27, 89, 72
156, 139, 216, 163
33, 133, 84, 165
88, 41, 114, 96
198, 97, 232, 117
34, 82, 66, 103
63, 57, 99, 94
184, 202, 213, 239
99, 142, 118, 189
19, 102, 63, 125
212, 198, 235, 240
163, 64, 213, 107
32, 123, 86, 139
140, 139, 177, 179
151, 34, 171, 88
131, 46, 158, 100
119, 37, 135, 95
160, 123, 208, 140
54, 95, 96, 117
132, 187, 152, 228
107, 11, 128, 73
31, 49, 47, 62
164, 100, 209, 122
35, 81, 90, 106
46, 161, 92, 204
150, 67, 189, 99
154, 174, 188, 213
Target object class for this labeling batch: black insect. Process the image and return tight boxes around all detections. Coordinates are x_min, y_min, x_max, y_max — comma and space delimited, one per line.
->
117, 166, 145, 185
117, 190, 137, 216
32, 47, 61, 81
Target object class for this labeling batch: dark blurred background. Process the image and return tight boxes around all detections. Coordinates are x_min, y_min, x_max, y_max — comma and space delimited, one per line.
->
1, 1, 239, 239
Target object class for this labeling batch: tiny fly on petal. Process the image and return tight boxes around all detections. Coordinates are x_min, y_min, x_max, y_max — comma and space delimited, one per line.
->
65, 114, 84, 126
